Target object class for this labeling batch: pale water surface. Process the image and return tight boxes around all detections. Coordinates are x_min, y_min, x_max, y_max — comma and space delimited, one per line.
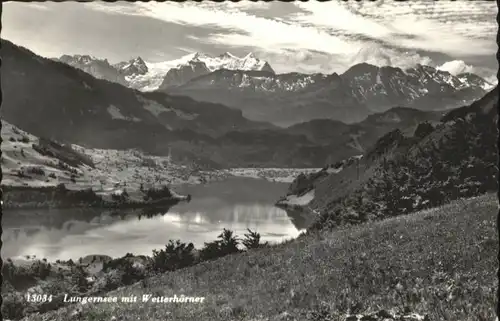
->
2, 177, 312, 261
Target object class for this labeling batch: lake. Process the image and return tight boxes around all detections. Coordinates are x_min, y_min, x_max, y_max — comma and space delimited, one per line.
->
1, 177, 313, 261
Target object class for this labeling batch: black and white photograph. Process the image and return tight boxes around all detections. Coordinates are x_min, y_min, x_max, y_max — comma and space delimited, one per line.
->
1, 1, 498, 320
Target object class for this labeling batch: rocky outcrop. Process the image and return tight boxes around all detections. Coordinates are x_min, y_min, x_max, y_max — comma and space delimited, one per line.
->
114, 57, 148, 77
158, 60, 211, 89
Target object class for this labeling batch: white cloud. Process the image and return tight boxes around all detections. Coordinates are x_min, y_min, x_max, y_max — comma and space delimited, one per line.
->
87, 2, 364, 67
437, 60, 476, 76
349, 45, 434, 70
255, 50, 340, 75
135, 2, 361, 56
5, 2, 50, 11
194, 1, 271, 11
291, 2, 392, 39
292, 1, 495, 57
8, 1, 495, 78
484, 75, 498, 86
438, 60, 498, 85
86, 1, 496, 76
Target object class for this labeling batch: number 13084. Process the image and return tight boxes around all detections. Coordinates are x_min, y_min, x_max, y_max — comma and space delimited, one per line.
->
25, 294, 53, 303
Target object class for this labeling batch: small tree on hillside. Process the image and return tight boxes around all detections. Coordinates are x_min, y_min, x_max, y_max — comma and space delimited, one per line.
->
217, 229, 240, 254
414, 122, 434, 139
71, 265, 89, 293
151, 240, 195, 272
200, 229, 240, 261
242, 229, 268, 250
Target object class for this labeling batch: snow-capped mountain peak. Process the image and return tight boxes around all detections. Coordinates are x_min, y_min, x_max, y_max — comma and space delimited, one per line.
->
58, 50, 276, 91
244, 52, 256, 59
191, 52, 274, 73
123, 51, 275, 91
113, 56, 148, 77
59, 54, 105, 65
457, 72, 494, 91
219, 52, 238, 59
191, 52, 212, 61
132, 56, 146, 65
121, 56, 146, 69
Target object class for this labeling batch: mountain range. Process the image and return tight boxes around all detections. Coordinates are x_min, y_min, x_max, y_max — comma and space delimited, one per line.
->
166, 63, 492, 126
4, 39, 467, 169
55, 51, 274, 91
56, 50, 493, 127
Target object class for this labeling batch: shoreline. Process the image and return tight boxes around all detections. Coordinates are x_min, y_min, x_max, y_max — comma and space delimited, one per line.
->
1, 198, 186, 211
1, 184, 190, 211
2, 167, 320, 210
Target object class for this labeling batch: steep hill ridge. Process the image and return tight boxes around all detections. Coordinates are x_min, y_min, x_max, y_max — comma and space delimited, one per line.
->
278, 87, 497, 229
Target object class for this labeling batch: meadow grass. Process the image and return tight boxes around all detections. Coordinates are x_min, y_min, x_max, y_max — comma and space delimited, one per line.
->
21, 193, 498, 321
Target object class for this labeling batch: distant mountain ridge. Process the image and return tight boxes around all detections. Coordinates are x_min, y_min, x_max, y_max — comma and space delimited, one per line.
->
56, 50, 491, 126
58, 54, 128, 86
55, 51, 274, 92
166, 62, 491, 125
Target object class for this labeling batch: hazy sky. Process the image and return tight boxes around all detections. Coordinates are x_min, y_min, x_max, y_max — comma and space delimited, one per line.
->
2, 1, 497, 80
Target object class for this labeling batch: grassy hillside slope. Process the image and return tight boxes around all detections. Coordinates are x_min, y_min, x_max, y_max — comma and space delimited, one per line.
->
19, 193, 497, 321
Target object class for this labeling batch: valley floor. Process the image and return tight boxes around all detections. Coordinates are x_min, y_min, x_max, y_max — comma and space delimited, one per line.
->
19, 193, 497, 321
2, 118, 316, 209
223, 168, 321, 183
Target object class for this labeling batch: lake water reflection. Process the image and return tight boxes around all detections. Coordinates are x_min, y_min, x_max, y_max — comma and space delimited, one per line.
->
2, 177, 313, 261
